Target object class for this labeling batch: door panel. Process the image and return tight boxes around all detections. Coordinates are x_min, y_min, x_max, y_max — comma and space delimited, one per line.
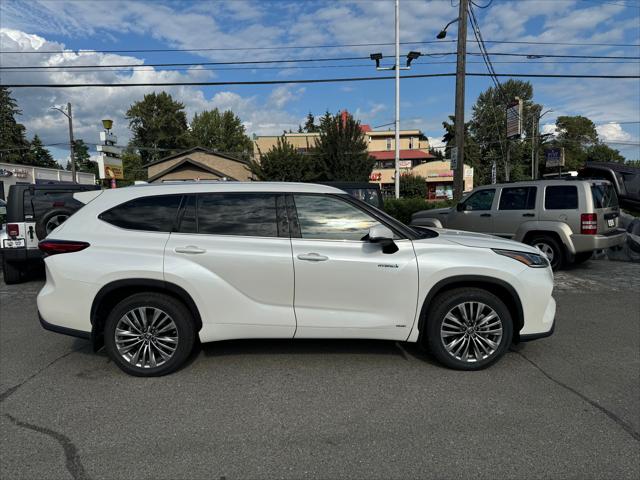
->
493, 186, 538, 237
448, 189, 497, 233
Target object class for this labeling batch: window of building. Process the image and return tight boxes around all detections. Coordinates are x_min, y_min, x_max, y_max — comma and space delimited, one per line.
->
409, 137, 415, 149
545, 185, 578, 210
462, 189, 495, 211
386, 138, 392, 150
294, 195, 381, 241
196, 193, 279, 237
99, 195, 182, 232
499, 187, 537, 210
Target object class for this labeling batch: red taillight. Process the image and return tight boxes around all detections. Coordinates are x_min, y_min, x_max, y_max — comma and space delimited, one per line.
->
7, 223, 19, 237
38, 240, 90, 256
581, 213, 598, 235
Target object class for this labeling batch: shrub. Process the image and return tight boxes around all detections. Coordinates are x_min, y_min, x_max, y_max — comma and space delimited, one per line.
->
383, 197, 453, 224
399, 173, 428, 198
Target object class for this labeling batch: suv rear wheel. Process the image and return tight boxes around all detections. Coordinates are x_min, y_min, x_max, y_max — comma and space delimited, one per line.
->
528, 234, 565, 270
424, 288, 513, 370
104, 292, 196, 376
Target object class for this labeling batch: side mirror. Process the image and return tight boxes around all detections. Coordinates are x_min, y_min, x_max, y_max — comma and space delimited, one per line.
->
456, 202, 465, 212
368, 224, 398, 254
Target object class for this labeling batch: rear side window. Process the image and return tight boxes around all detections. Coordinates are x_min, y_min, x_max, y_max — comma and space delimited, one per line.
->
545, 186, 578, 210
499, 187, 537, 210
99, 195, 182, 231
195, 193, 278, 237
591, 183, 618, 208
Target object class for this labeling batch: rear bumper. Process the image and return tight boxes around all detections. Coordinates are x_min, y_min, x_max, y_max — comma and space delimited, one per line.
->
38, 311, 90, 339
571, 229, 626, 253
1, 247, 42, 262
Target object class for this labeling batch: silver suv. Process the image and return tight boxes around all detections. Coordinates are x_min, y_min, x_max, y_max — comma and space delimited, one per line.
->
411, 179, 627, 269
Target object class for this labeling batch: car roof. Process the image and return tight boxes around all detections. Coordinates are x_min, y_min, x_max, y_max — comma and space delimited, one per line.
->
106, 181, 346, 196
472, 179, 609, 189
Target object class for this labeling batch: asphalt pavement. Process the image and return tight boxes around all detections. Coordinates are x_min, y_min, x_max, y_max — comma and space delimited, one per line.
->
1, 259, 639, 480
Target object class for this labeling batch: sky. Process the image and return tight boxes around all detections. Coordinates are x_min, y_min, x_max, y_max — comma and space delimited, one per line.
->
1, 0, 639, 164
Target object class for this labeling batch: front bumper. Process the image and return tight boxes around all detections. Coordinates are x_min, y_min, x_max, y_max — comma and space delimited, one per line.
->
571, 229, 626, 253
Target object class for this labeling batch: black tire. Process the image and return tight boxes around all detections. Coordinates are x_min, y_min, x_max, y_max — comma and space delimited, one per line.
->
104, 292, 196, 377
35, 208, 74, 240
573, 251, 593, 265
424, 288, 513, 371
527, 234, 565, 270
2, 256, 25, 284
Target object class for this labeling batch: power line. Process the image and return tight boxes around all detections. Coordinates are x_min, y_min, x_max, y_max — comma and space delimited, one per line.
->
2, 51, 639, 71
3, 71, 639, 89
2, 59, 637, 74
2, 38, 638, 56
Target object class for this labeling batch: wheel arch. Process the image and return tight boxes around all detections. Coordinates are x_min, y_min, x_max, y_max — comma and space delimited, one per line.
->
417, 275, 524, 343
90, 279, 203, 351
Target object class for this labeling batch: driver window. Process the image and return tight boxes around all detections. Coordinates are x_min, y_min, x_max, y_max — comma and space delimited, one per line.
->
462, 189, 495, 211
294, 195, 382, 241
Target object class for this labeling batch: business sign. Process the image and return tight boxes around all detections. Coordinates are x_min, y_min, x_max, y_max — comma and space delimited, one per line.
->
0, 168, 13, 177
491, 161, 497, 184
544, 147, 565, 168
450, 146, 458, 169
370, 172, 382, 181
97, 154, 124, 180
398, 160, 412, 169
506, 98, 523, 139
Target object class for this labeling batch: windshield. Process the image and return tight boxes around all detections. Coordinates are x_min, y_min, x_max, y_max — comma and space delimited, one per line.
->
591, 183, 618, 209
342, 187, 382, 208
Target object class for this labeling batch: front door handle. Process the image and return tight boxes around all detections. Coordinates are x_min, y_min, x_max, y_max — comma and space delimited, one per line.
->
522, 213, 535, 217
480, 213, 492, 217
174, 246, 207, 254
297, 253, 329, 262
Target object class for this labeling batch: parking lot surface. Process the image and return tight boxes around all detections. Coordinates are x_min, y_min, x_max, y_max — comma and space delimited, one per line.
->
1, 260, 639, 480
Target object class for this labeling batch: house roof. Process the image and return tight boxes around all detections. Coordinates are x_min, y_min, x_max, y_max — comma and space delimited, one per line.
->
144, 146, 249, 168
370, 150, 435, 160
147, 157, 240, 182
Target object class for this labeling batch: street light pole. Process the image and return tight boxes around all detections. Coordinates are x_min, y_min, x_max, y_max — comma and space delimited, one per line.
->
453, 0, 468, 200
51, 103, 76, 183
394, 0, 400, 199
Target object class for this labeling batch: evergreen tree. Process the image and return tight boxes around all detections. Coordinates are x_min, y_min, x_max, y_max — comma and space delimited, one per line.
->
28, 135, 60, 168
126, 92, 190, 163
66, 139, 97, 176
189, 108, 253, 159
311, 111, 374, 182
303, 112, 318, 133
0, 87, 30, 164
249, 137, 315, 181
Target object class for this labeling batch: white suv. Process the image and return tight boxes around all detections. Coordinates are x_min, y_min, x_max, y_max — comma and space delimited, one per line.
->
37, 183, 556, 376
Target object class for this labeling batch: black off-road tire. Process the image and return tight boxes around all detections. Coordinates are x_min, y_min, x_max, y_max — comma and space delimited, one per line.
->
35, 208, 74, 240
423, 288, 513, 371
104, 292, 196, 377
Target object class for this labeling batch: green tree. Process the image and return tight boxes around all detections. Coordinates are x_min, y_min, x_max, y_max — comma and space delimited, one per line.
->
27, 135, 60, 168
470, 80, 542, 183
189, 108, 253, 159
126, 92, 189, 164
550, 116, 599, 170
120, 145, 147, 184
0, 87, 30, 164
586, 143, 625, 163
399, 173, 428, 198
442, 115, 483, 184
310, 111, 374, 181
303, 112, 318, 133
66, 139, 97, 175
249, 137, 315, 181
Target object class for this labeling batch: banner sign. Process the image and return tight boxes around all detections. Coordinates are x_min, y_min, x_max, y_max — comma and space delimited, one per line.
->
544, 147, 565, 168
97, 154, 124, 180
506, 98, 523, 139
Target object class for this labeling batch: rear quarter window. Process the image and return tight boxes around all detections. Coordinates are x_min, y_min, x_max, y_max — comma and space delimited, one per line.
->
99, 195, 182, 232
591, 183, 618, 208
545, 185, 578, 210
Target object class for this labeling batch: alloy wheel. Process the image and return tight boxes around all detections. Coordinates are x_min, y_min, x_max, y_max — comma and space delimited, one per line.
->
440, 302, 503, 363
533, 242, 555, 263
115, 307, 179, 369
45, 214, 69, 235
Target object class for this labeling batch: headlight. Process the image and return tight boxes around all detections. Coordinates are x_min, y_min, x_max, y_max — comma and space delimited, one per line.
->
492, 249, 549, 268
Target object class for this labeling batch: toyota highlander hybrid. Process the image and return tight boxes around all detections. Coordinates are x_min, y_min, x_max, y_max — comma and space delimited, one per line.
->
36, 183, 556, 376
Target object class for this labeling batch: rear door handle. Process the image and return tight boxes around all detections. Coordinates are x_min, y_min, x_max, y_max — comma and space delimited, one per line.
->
174, 246, 207, 254
522, 213, 535, 217
297, 253, 329, 262
480, 213, 492, 217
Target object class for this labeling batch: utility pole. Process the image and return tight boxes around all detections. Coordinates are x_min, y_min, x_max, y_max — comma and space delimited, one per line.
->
453, 0, 468, 201
531, 115, 536, 179
67, 103, 76, 184
51, 102, 76, 183
394, 0, 401, 199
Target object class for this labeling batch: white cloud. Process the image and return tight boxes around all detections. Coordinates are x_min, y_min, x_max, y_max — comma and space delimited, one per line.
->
596, 123, 633, 143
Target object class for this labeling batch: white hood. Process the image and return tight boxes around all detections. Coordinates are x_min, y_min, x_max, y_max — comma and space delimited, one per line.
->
427, 228, 541, 254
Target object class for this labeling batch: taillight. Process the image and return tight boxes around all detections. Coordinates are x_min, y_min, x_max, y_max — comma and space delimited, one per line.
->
7, 223, 19, 237
38, 240, 90, 256
581, 213, 597, 235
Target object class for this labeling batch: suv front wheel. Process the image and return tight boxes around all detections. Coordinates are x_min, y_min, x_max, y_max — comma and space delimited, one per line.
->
425, 288, 513, 370
104, 293, 196, 376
